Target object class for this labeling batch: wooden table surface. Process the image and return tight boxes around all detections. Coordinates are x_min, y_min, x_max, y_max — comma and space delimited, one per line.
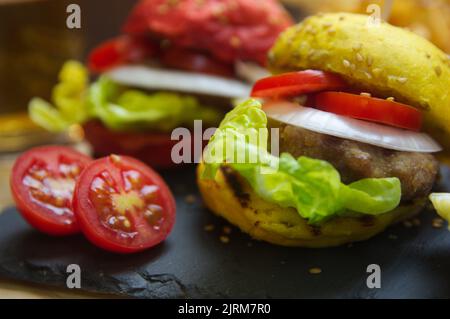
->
0, 279, 104, 299
0, 151, 105, 299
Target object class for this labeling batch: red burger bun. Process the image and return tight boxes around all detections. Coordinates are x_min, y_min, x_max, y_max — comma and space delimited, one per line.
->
122, 0, 293, 65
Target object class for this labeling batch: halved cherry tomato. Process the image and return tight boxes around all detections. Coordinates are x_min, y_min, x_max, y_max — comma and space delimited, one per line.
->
315, 92, 422, 131
73, 155, 176, 254
251, 70, 347, 99
160, 47, 234, 77
10, 146, 92, 236
88, 35, 157, 73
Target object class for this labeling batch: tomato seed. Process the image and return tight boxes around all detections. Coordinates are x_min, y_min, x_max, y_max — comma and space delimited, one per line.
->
144, 204, 163, 226
108, 216, 118, 226
123, 219, 131, 228
110, 154, 121, 164
141, 185, 158, 201
124, 170, 143, 191
54, 197, 65, 207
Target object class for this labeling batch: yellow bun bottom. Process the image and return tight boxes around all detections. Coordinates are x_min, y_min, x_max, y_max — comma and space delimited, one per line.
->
197, 163, 426, 248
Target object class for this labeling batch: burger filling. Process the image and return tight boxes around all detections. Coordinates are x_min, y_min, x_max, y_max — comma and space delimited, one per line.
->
202, 99, 407, 225
276, 123, 439, 202
252, 69, 442, 205
28, 61, 224, 134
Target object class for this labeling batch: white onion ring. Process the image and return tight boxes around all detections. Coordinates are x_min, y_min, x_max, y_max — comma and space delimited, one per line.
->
264, 101, 442, 153
235, 61, 270, 83
106, 65, 251, 98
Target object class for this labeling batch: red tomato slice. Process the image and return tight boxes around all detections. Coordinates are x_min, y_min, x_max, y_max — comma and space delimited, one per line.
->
251, 70, 347, 99
10, 146, 92, 236
88, 35, 157, 73
315, 92, 422, 131
73, 155, 176, 254
160, 48, 234, 77
83, 121, 178, 169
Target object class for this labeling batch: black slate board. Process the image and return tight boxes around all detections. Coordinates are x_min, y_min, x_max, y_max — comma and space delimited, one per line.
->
1, 166, 450, 299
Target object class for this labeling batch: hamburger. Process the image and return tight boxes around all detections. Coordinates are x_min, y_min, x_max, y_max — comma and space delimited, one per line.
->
197, 13, 450, 247
29, 0, 292, 168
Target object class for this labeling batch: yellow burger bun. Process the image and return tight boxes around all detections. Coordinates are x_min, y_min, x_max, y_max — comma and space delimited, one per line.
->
269, 13, 450, 159
197, 163, 425, 247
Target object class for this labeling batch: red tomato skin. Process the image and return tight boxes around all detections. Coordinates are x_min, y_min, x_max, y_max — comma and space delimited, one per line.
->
83, 121, 207, 169
73, 156, 176, 254
10, 146, 92, 236
315, 92, 422, 131
251, 70, 347, 99
88, 35, 157, 74
83, 121, 176, 169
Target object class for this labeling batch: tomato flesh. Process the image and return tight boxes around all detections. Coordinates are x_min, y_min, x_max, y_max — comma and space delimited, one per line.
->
315, 92, 422, 131
251, 70, 347, 99
10, 146, 92, 235
73, 155, 176, 254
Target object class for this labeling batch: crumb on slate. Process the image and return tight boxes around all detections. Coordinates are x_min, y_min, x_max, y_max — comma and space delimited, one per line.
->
432, 218, 444, 229
220, 235, 230, 244
309, 267, 322, 275
184, 194, 197, 204
403, 220, 413, 228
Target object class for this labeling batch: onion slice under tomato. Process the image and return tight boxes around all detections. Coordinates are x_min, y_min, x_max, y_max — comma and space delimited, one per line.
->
264, 101, 442, 153
235, 61, 270, 83
107, 65, 251, 98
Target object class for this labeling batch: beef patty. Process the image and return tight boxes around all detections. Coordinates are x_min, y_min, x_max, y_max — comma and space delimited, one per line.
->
275, 123, 439, 201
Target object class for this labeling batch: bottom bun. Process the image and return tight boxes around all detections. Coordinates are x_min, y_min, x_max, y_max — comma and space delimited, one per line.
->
197, 163, 426, 247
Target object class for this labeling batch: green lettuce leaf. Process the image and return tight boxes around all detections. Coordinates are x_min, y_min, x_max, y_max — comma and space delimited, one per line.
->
88, 77, 222, 132
28, 60, 89, 132
28, 98, 71, 132
202, 99, 273, 178
202, 99, 401, 224
341, 178, 401, 215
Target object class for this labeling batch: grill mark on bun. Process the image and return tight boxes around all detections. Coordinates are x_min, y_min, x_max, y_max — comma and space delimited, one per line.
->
359, 215, 376, 227
221, 166, 250, 208
310, 225, 322, 237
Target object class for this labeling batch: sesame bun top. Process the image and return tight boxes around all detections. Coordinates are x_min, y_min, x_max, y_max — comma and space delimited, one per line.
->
122, 0, 293, 66
269, 13, 450, 157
